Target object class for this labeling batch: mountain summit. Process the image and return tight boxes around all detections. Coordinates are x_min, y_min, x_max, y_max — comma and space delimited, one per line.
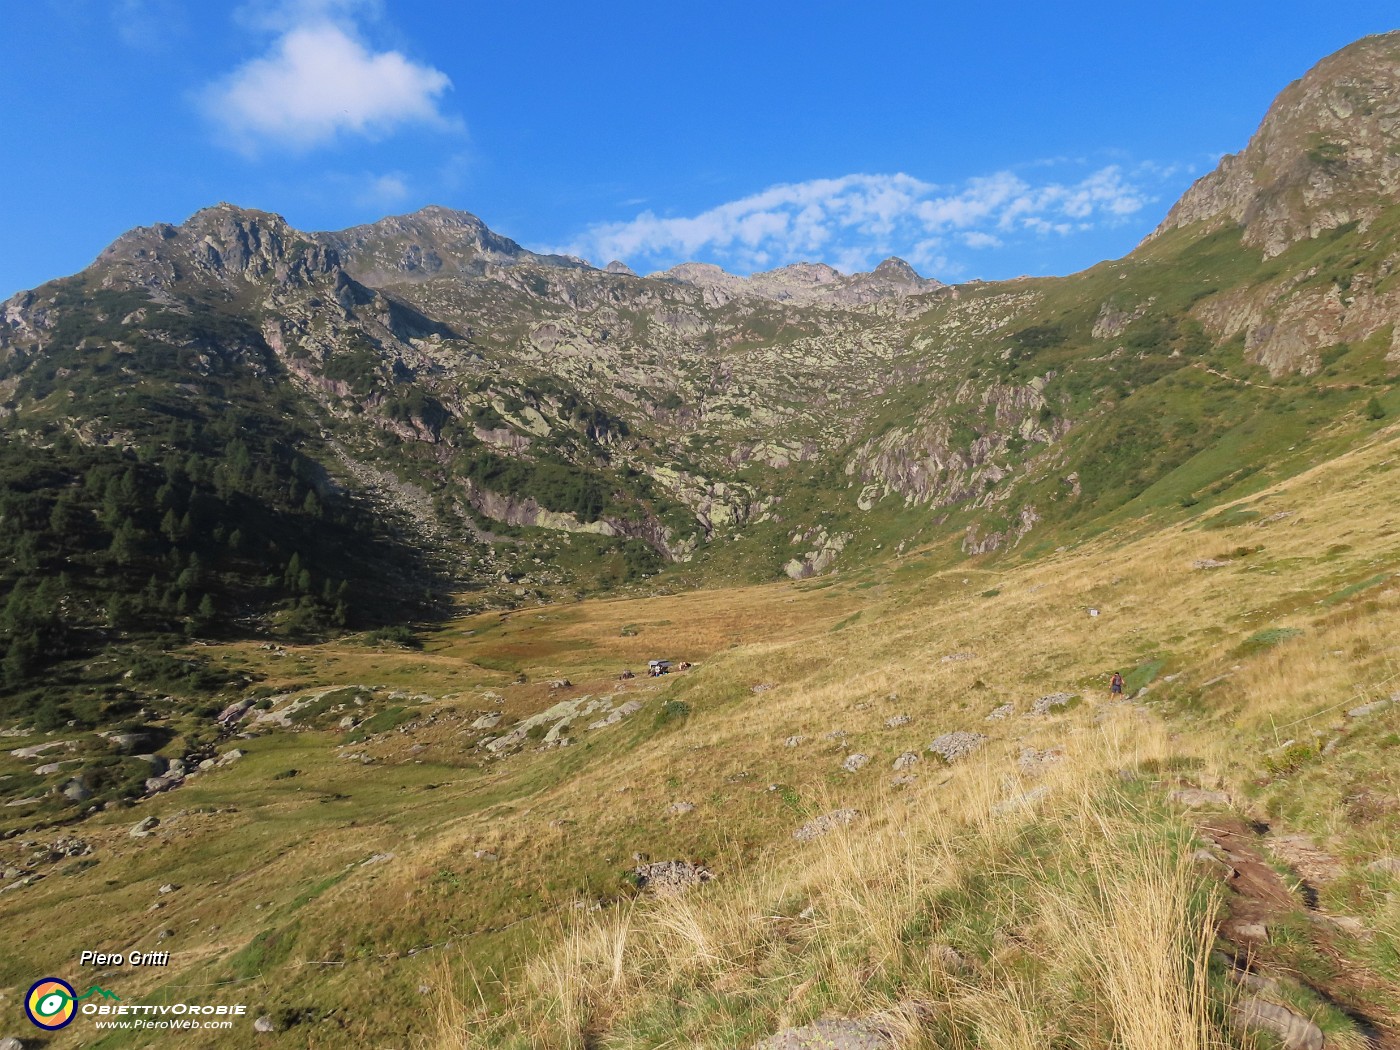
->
1151, 30, 1400, 256
655, 256, 941, 306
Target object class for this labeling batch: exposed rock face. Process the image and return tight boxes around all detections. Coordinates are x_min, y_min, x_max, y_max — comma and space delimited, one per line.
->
752, 1018, 895, 1050
784, 529, 853, 579
927, 731, 987, 762
632, 860, 713, 896
95, 203, 344, 293
1230, 997, 1325, 1050
794, 809, 860, 842
1029, 693, 1075, 716
322, 205, 588, 285
1151, 32, 1400, 257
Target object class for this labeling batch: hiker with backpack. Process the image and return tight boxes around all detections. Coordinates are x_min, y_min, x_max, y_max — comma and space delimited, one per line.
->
1109, 671, 1124, 698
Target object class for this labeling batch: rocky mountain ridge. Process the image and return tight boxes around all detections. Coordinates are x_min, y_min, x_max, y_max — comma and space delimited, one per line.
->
1151, 31, 1400, 256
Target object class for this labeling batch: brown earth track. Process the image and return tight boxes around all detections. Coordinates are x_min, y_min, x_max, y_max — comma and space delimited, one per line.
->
1198, 816, 1399, 1049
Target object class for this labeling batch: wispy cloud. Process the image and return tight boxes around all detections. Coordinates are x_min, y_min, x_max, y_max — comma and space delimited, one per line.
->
561, 164, 1175, 277
358, 171, 410, 207
203, 1, 455, 153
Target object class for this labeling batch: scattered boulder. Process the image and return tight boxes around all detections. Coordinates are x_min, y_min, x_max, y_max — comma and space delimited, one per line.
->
1313, 913, 1368, 937
632, 860, 714, 896
784, 736, 805, 747
1193, 558, 1231, 569
927, 731, 987, 762
1029, 693, 1075, 716
1347, 697, 1393, 719
11, 741, 76, 760
1193, 848, 1234, 875
1232, 922, 1270, 943
159, 883, 178, 894
1366, 856, 1400, 876
883, 714, 911, 729
216, 698, 255, 725
941, 652, 976, 663
218, 749, 245, 766
474, 850, 498, 861
794, 809, 860, 842
1230, 997, 1324, 1050
892, 751, 920, 771
752, 683, 775, 693
253, 1015, 276, 1033
543, 719, 573, 746
103, 730, 154, 754
985, 703, 1015, 720
133, 754, 168, 775
1, 873, 45, 892
752, 1018, 894, 1050
667, 801, 696, 815
0, 1036, 25, 1050
842, 753, 870, 773
485, 697, 610, 754
470, 712, 503, 730
61, 778, 91, 802
144, 775, 180, 795
129, 816, 160, 839
587, 700, 643, 730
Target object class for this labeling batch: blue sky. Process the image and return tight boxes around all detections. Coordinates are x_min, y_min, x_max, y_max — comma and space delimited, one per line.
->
2, 2, 1396, 297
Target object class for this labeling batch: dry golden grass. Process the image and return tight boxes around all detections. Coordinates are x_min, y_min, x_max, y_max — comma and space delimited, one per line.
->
425, 427, 1400, 1047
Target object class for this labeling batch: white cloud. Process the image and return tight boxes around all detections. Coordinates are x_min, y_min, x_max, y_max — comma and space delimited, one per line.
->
359, 171, 409, 206
204, 11, 454, 152
962, 231, 1003, 249
562, 164, 1167, 278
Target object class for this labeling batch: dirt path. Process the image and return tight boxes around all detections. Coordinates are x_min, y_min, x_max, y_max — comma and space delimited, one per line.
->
1198, 815, 1399, 1048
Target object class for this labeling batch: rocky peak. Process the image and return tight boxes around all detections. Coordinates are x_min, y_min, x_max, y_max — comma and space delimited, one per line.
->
873, 257, 920, 280
93, 203, 340, 291
657, 257, 940, 307
604, 260, 637, 276
1149, 31, 1400, 256
322, 205, 588, 283
760, 261, 844, 287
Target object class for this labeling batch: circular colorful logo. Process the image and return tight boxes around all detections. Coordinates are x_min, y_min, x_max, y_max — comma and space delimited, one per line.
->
25, 977, 77, 1030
